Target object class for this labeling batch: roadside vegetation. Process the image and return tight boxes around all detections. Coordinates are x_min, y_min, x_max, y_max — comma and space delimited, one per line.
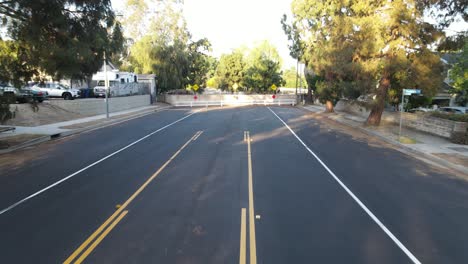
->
0, 0, 466, 127
282, 0, 467, 126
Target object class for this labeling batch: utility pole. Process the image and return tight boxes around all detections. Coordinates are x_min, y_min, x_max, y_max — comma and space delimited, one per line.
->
295, 59, 299, 96
104, 51, 109, 118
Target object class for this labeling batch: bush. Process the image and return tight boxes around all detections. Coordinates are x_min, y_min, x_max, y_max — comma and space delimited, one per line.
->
430, 112, 468, 122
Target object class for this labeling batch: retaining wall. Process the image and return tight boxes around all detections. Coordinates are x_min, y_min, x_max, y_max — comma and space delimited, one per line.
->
48, 95, 151, 116
335, 99, 467, 139
162, 94, 296, 105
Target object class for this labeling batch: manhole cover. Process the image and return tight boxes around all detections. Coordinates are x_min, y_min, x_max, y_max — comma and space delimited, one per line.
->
448, 147, 468, 153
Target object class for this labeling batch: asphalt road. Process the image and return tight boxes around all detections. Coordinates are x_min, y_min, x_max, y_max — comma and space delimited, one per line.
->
0, 106, 467, 264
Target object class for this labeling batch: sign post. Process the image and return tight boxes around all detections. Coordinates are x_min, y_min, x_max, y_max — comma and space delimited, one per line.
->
399, 89, 421, 141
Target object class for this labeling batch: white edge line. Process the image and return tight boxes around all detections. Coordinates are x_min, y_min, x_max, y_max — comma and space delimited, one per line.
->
0, 110, 198, 216
267, 107, 421, 264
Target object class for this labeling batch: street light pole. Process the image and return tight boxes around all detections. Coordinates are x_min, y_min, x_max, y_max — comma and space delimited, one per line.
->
399, 91, 404, 141
295, 59, 299, 96
104, 51, 109, 118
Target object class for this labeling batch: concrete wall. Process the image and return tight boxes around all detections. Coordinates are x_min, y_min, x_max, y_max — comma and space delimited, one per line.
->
335, 99, 467, 139
48, 95, 151, 116
162, 94, 296, 105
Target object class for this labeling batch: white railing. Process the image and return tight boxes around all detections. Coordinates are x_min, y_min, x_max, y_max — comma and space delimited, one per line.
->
173, 99, 297, 107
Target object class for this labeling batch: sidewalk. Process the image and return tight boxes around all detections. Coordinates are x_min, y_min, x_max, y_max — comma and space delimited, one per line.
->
0, 103, 171, 153
302, 104, 468, 175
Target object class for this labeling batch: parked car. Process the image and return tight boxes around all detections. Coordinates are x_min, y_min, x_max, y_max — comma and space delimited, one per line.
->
31, 82, 80, 100
437, 107, 467, 114
16, 88, 34, 103
25, 87, 48, 102
408, 107, 432, 113
0, 83, 33, 103
0, 83, 15, 103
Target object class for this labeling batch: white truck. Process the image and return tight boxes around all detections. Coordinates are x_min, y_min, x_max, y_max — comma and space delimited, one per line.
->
92, 70, 139, 98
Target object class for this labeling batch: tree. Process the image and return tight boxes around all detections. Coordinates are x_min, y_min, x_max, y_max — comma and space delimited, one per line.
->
243, 41, 285, 93
283, 67, 306, 88
187, 38, 212, 87
215, 51, 246, 92
0, 40, 37, 87
290, 0, 444, 123
448, 41, 468, 105
0, 0, 124, 83
123, 0, 212, 92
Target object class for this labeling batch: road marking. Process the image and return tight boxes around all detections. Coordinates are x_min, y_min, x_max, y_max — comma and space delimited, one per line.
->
268, 107, 421, 264
64, 131, 201, 264
74, 210, 128, 264
246, 131, 257, 264
0, 111, 198, 216
192, 131, 203, 141
239, 208, 247, 264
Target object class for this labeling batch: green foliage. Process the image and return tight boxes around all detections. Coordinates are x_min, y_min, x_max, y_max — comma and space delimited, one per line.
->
448, 41, 468, 105
206, 77, 217, 88
315, 81, 341, 105
243, 42, 285, 93
187, 38, 212, 87
215, 51, 246, 91
0, 40, 37, 87
405, 95, 433, 110
123, 0, 212, 92
281, 67, 306, 88
0, 0, 124, 82
289, 0, 444, 124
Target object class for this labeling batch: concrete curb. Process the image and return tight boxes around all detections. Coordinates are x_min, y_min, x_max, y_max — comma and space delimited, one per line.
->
0, 105, 172, 155
299, 105, 468, 176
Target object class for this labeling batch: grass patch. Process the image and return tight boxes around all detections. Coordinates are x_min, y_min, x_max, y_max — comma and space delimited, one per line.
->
398, 136, 418, 144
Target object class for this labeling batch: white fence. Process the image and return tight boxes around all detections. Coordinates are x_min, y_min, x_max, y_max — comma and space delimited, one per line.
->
173, 99, 296, 107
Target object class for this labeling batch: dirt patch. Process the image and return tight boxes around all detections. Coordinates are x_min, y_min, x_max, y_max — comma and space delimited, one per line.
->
0, 134, 45, 149
5, 102, 87, 126
433, 153, 468, 167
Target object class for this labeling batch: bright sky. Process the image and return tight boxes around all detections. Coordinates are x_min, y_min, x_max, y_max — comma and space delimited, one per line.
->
183, 0, 295, 69
111, 0, 466, 71
112, 0, 296, 69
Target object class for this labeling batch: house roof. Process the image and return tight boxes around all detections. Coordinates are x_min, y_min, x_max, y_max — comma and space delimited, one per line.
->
98, 61, 117, 72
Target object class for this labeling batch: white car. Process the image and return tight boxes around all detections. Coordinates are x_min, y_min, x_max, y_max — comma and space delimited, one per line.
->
32, 82, 80, 100
437, 107, 467, 115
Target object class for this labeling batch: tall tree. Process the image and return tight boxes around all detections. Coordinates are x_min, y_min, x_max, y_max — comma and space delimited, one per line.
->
290, 0, 444, 123
187, 38, 212, 87
215, 51, 246, 92
448, 40, 468, 105
0, 0, 123, 83
244, 41, 285, 93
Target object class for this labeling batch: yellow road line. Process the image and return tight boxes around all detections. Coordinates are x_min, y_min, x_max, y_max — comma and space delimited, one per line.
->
64, 131, 202, 264
239, 208, 247, 264
74, 210, 129, 264
246, 131, 257, 264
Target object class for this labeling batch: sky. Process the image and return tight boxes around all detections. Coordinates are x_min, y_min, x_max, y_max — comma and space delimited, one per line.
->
183, 0, 296, 69
112, 0, 296, 69
111, 0, 467, 71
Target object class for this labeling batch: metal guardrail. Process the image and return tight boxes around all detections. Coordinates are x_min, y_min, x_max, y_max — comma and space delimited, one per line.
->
173, 99, 297, 107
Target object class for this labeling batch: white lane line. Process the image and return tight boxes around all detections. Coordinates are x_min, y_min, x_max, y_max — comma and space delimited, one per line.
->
0, 111, 198, 216
268, 107, 421, 264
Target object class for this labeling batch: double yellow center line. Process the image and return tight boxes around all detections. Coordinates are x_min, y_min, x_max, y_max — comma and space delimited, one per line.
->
64, 131, 203, 264
240, 131, 257, 264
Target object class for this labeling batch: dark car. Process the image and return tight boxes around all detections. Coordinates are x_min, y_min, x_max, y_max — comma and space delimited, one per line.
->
15, 88, 34, 103
23, 83, 48, 102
